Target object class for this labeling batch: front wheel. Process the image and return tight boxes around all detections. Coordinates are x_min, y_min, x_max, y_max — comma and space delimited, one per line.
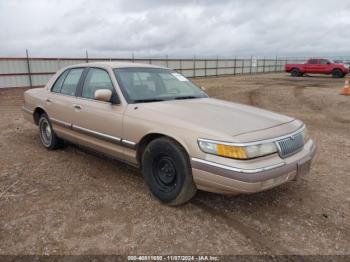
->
141, 137, 197, 206
38, 113, 65, 150
332, 69, 344, 78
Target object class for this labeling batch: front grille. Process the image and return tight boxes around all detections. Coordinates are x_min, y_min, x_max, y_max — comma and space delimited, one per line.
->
277, 131, 304, 158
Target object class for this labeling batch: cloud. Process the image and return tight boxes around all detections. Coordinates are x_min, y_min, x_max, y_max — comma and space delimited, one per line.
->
0, 0, 350, 58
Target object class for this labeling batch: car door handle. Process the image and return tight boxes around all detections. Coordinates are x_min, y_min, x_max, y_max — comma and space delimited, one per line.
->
73, 104, 82, 110
46, 98, 52, 103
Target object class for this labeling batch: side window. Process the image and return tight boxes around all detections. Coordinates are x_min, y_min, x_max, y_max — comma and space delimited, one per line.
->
309, 59, 318, 64
81, 68, 114, 99
319, 59, 329, 65
60, 68, 84, 96
51, 70, 69, 93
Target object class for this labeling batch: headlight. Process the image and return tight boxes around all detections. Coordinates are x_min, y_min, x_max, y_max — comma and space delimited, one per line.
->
198, 139, 278, 160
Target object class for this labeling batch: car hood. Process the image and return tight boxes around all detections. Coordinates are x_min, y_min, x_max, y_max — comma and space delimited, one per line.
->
136, 98, 295, 137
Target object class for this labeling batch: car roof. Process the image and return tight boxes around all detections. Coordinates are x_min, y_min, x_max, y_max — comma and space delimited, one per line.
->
64, 61, 168, 70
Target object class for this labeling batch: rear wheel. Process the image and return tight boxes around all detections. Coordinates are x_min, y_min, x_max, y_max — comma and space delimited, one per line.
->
291, 68, 301, 77
332, 69, 344, 78
141, 137, 197, 206
38, 113, 64, 150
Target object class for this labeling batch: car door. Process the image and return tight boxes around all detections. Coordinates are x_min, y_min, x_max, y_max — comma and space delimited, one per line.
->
71, 67, 126, 160
46, 67, 85, 140
319, 59, 331, 74
304, 59, 318, 73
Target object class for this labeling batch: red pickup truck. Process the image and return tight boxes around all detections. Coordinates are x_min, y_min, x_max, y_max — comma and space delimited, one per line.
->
285, 58, 349, 78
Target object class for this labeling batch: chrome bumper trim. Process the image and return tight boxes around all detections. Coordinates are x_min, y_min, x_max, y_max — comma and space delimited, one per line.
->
191, 158, 285, 174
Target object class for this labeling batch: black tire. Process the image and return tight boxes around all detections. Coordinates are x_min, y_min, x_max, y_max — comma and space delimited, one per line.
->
38, 113, 64, 150
141, 137, 197, 206
291, 68, 301, 77
332, 69, 344, 78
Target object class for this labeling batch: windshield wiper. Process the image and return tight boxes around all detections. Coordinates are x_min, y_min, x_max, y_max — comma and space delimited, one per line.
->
133, 98, 166, 103
174, 96, 199, 100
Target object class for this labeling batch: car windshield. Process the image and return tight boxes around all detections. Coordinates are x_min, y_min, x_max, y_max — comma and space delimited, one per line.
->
114, 68, 208, 103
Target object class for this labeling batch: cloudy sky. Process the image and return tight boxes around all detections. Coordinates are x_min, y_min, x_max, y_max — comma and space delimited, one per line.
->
1, 0, 350, 58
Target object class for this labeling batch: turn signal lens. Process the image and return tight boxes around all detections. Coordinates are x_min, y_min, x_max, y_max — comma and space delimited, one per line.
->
217, 144, 247, 159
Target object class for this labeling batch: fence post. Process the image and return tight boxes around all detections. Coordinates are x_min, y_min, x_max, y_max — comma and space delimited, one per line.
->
215, 55, 218, 77
263, 57, 266, 73
132, 52, 134, 63
285, 57, 288, 71
57, 58, 61, 70
204, 59, 207, 77
85, 50, 89, 63
25, 49, 33, 88
166, 55, 169, 68
275, 56, 278, 72
250, 56, 253, 74
233, 57, 236, 75
242, 59, 245, 75
179, 59, 182, 74
193, 55, 196, 78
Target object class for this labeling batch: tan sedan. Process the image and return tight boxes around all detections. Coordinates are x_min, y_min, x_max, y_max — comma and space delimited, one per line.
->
22, 62, 316, 205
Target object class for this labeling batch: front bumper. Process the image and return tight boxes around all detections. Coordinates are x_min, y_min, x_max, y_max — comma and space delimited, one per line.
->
191, 139, 316, 194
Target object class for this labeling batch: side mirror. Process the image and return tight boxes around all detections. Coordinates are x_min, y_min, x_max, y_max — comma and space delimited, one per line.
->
200, 86, 206, 91
94, 89, 112, 102
327, 62, 331, 65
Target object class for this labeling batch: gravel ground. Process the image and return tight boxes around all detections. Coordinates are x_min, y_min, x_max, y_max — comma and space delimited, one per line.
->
0, 73, 349, 255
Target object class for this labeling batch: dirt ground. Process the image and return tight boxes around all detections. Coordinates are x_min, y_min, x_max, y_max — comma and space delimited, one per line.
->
0, 73, 349, 255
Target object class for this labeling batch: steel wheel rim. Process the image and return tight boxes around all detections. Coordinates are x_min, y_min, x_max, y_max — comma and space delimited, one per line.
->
152, 155, 177, 193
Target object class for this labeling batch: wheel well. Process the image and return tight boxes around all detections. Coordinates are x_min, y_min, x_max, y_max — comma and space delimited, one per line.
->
332, 68, 344, 77
136, 133, 189, 168
33, 107, 46, 125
